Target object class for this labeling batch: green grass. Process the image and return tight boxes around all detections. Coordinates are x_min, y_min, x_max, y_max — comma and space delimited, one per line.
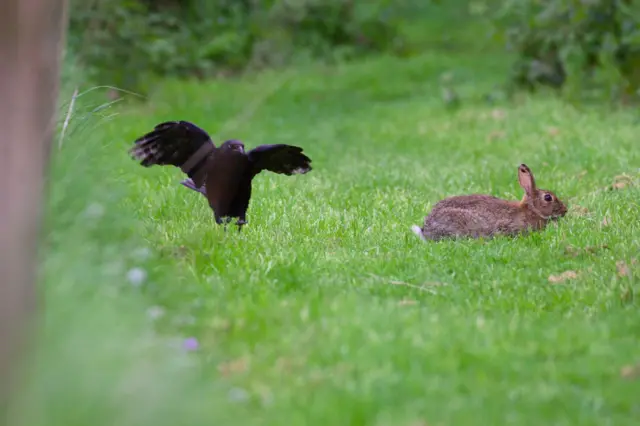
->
13, 28, 640, 426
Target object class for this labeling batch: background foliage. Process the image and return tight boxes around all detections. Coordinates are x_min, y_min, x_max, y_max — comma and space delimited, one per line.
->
69, 0, 640, 104
489, 0, 640, 103
68, 0, 413, 92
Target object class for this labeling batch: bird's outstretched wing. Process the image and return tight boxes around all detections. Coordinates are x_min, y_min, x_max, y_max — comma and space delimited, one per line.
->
129, 120, 215, 187
247, 144, 312, 176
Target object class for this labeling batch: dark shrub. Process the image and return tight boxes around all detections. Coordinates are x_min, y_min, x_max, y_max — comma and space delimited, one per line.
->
491, 0, 640, 103
68, 0, 406, 93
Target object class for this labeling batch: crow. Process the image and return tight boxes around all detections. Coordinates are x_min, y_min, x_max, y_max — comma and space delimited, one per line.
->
129, 120, 312, 231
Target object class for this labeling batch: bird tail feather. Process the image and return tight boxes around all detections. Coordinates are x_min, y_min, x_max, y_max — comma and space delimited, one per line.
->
180, 178, 207, 196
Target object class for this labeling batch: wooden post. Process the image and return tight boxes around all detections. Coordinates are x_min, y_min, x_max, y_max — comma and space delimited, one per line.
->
0, 0, 69, 413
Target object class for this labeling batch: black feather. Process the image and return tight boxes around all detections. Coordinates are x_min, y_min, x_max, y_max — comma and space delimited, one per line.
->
129, 121, 214, 169
248, 144, 313, 176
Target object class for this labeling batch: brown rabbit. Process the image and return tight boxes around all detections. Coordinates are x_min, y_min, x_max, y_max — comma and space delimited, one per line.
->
411, 164, 568, 241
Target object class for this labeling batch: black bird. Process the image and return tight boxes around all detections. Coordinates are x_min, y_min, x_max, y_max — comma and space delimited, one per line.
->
129, 120, 312, 230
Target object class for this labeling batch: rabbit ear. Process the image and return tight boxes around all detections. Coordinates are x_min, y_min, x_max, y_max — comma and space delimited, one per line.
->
518, 164, 537, 196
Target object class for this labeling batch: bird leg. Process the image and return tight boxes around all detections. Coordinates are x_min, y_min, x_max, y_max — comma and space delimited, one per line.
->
215, 215, 233, 232
236, 218, 247, 232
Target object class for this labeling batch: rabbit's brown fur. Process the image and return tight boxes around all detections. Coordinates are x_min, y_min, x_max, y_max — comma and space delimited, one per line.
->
412, 164, 567, 241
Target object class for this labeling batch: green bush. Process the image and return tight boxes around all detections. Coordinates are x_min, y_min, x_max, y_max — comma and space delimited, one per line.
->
68, 0, 406, 93
490, 0, 640, 103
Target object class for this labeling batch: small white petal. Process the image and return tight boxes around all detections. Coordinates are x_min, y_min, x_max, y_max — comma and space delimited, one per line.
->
126, 267, 147, 287
228, 387, 250, 402
84, 203, 105, 218
146, 305, 165, 320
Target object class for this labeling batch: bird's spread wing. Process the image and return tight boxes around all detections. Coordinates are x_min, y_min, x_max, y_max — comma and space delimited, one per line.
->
247, 144, 312, 176
129, 120, 215, 188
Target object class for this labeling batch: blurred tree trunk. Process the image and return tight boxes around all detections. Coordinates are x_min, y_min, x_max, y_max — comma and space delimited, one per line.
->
0, 0, 68, 415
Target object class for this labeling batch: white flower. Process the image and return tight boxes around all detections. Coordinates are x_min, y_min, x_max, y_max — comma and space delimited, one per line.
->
84, 202, 105, 219
126, 267, 147, 287
146, 305, 165, 320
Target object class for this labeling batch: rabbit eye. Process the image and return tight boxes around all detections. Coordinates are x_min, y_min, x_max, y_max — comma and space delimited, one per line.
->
544, 193, 553, 202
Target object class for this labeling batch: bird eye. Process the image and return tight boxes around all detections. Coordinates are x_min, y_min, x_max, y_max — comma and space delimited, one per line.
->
544, 193, 553, 202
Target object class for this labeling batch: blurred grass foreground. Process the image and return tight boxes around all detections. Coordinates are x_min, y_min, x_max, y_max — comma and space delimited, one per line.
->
8, 1, 640, 425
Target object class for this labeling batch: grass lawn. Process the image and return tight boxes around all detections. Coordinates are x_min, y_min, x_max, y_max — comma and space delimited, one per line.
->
16, 19, 640, 426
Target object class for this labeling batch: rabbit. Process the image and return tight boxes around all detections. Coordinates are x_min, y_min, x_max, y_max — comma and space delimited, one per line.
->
411, 163, 567, 241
